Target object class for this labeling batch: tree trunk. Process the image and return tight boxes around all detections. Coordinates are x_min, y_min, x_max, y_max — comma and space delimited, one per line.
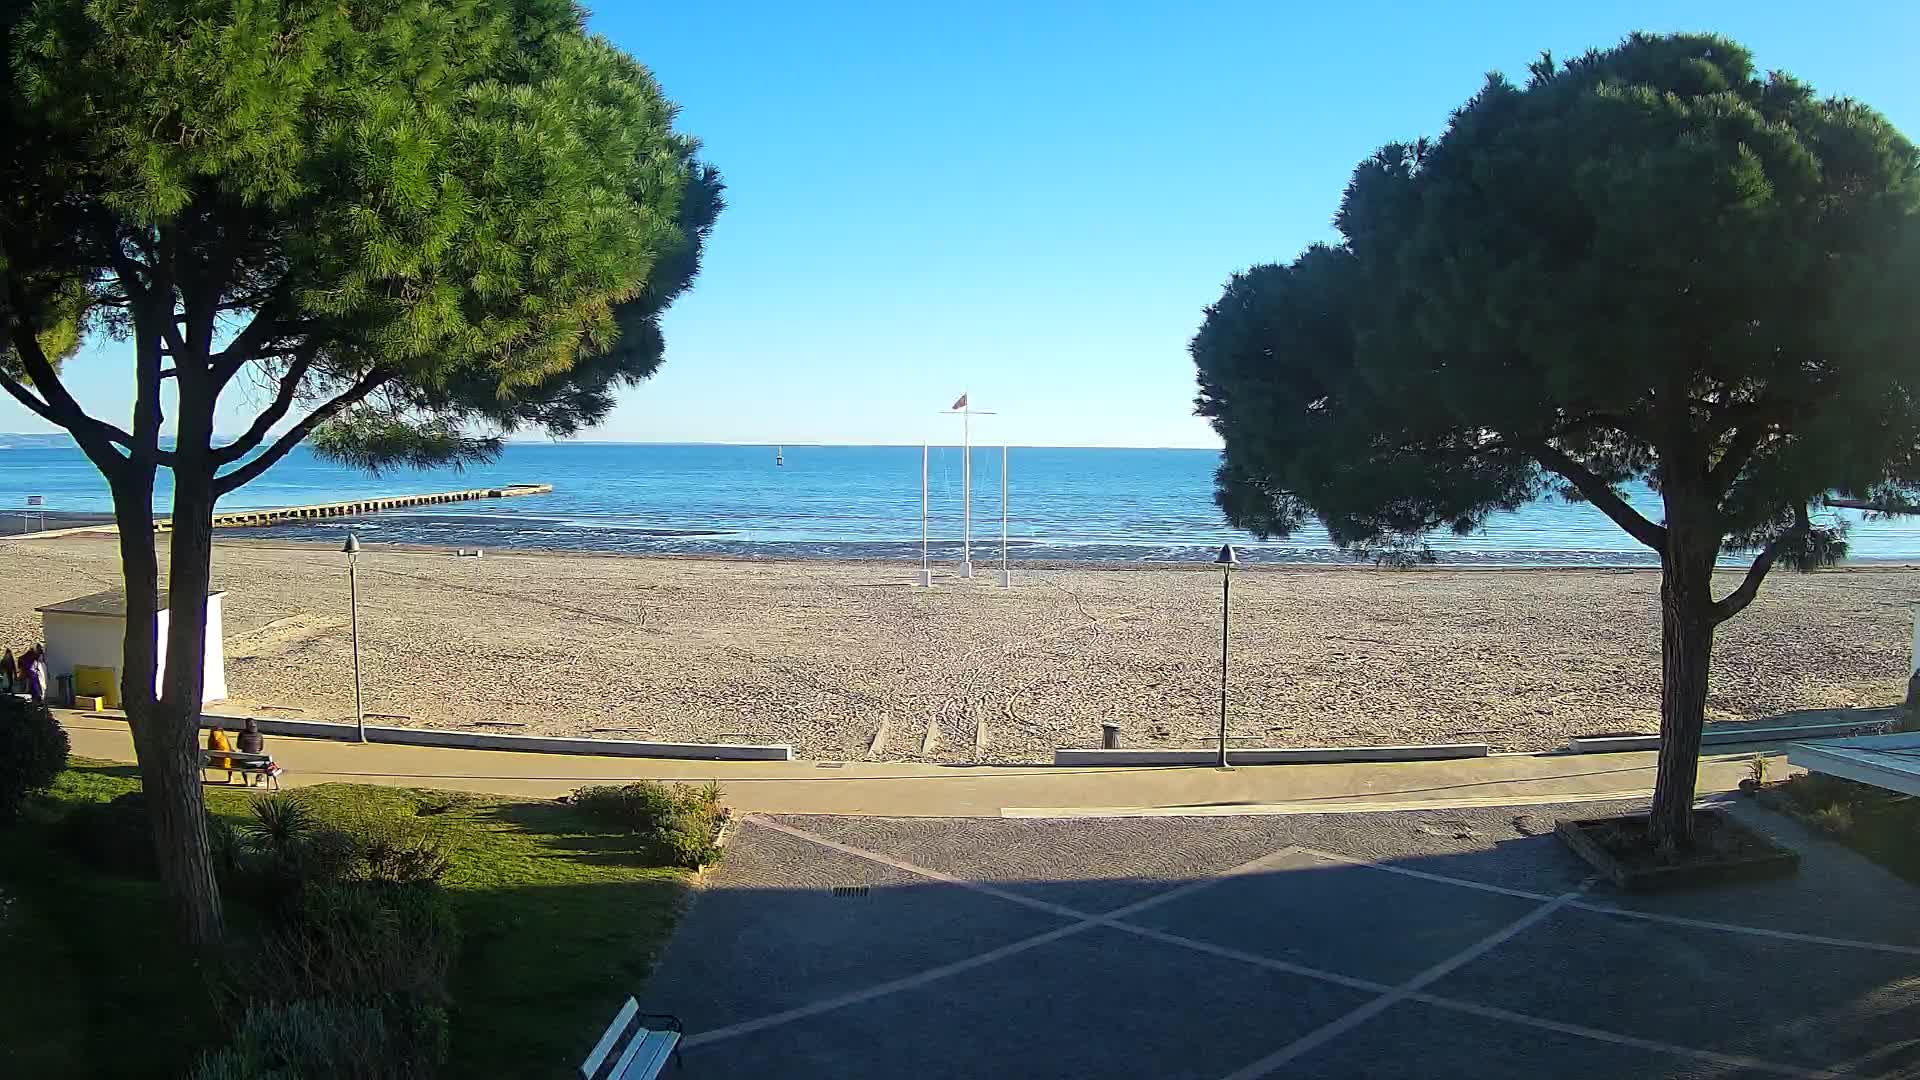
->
1648, 535, 1718, 849
154, 395, 225, 945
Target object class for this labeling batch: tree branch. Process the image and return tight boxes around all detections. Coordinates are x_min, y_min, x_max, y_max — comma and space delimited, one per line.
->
1711, 503, 1810, 624
213, 368, 391, 495
0, 368, 62, 426
1708, 423, 1770, 493
1523, 440, 1669, 552
212, 351, 315, 466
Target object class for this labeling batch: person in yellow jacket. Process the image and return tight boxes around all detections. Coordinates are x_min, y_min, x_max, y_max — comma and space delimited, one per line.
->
206, 722, 237, 777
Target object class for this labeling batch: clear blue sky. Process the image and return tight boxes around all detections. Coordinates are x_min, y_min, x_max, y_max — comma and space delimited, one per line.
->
7, 1, 1917, 448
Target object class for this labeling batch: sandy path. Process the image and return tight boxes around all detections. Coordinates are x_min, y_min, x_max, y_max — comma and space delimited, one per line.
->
2, 534, 1913, 761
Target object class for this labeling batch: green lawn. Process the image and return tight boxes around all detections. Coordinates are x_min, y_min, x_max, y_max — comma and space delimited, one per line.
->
0, 760, 694, 1078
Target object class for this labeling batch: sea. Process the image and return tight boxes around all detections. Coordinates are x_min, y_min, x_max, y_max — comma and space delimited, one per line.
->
3, 440, 1918, 566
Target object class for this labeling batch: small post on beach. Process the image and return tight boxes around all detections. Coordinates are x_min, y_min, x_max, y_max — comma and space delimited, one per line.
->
961, 397, 973, 578
1215, 543, 1237, 769
917, 443, 933, 587
945, 394, 995, 579
343, 532, 366, 743
998, 445, 1010, 587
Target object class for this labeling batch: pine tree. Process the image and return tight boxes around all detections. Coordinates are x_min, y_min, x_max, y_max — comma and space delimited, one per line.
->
0, 0, 722, 943
1192, 33, 1920, 847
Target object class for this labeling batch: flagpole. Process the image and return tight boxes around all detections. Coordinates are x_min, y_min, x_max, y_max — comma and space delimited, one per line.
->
918, 443, 932, 587
998, 444, 1010, 587
961, 396, 973, 578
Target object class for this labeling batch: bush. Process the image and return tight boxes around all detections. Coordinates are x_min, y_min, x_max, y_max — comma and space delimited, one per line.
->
60, 791, 157, 877
0, 695, 69, 823
214, 880, 458, 1077
571, 780, 724, 868
228, 794, 452, 908
189, 997, 428, 1080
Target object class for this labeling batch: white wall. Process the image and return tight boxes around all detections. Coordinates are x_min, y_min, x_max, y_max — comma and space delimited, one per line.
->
40, 599, 227, 704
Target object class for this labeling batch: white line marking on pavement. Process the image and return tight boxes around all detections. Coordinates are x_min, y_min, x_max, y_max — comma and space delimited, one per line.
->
754, 817, 1305, 924
679, 919, 1101, 1050
697, 819, 1893, 1076
1402, 993, 1841, 1079
681, 820, 1311, 1052
1293, 844, 1920, 957
1215, 883, 1593, 1080
1289, 845, 1560, 902
1565, 901, 1920, 958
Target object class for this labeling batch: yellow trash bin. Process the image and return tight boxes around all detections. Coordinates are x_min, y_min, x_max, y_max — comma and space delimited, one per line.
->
72, 665, 119, 709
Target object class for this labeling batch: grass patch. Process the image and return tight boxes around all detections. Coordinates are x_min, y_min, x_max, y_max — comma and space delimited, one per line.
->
0, 761, 694, 1077
1759, 772, 1920, 884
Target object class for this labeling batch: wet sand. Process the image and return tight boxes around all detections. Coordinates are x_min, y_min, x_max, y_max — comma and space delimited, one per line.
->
2, 533, 1913, 762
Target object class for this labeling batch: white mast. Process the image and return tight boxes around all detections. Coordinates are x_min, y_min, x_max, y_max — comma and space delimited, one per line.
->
944, 394, 993, 581
998, 444, 1010, 587
961, 399, 972, 578
918, 443, 932, 587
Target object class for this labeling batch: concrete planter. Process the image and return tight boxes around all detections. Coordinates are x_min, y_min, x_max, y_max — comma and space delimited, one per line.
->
1555, 809, 1799, 891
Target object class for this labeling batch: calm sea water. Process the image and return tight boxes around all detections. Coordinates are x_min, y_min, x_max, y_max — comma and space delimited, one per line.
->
2, 441, 1917, 565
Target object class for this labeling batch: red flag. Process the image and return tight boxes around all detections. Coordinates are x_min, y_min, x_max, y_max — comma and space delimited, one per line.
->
951, 393, 968, 410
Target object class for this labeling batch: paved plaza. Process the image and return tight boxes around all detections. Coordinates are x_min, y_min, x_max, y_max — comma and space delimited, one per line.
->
645, 800, 1920, 1078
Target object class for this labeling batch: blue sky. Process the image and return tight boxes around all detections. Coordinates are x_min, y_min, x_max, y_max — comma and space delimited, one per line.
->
7, 1, 1918, 448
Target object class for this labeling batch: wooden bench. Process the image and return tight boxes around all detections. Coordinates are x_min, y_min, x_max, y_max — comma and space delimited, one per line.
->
200, 749, 282, 790
580, 998, 682, 1079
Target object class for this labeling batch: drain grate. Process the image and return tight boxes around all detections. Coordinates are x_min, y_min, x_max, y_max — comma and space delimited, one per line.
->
831, 885, 870, 898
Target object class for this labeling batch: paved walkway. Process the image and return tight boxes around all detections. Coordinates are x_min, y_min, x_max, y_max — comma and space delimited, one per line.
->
61, 711, 1782, 816
648, 801, 1920, 1078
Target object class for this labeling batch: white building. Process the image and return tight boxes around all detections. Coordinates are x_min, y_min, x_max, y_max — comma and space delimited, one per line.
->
35, 588, 228, 707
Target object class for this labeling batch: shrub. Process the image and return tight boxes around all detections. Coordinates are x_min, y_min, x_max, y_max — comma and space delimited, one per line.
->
244, 882, 459, 1005
1813, 803, 1856, 837
59, 791, 156, 877
571, 780, 724, 868
0, 695, 69, 823
189, 998, 412, 1080
357, 833, 452, 886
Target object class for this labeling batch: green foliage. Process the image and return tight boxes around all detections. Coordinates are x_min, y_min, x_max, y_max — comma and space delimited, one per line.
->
59, 791, 157, 877
571, 780, 724, 867
11, 766, 692, 1074
4, 0, 721, 448
1193, 32, 1920, 570
0, 695, 69, 822
189, 997, 423, 1080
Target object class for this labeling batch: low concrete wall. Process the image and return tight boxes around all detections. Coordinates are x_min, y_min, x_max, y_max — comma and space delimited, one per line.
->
1053, 743, 1490, 767
1565, 715, 1897, 754
91, 711, 793, 762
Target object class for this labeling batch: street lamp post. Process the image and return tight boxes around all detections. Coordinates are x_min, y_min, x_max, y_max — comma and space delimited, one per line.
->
343, 533, 365, 743
1215, 543, 1237, 768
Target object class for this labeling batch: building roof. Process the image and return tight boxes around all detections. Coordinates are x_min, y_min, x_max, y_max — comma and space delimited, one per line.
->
1789, 731, 1920, 797
36, 588, 226, 618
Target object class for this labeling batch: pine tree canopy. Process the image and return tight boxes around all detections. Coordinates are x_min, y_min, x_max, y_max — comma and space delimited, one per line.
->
0, 0, 722, 482
1193, 32, 1920, 583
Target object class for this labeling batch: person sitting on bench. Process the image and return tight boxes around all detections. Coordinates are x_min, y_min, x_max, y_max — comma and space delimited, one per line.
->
238, 717, 265, 756
207, 721, 237, 773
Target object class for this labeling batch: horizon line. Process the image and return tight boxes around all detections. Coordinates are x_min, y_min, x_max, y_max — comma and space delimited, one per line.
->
1, 431, 1222, 453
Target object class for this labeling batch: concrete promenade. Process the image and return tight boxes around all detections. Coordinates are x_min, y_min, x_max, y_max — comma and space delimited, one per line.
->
60, 711, 1784, 816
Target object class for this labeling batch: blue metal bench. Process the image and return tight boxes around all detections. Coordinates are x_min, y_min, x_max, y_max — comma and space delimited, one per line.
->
580, 998, 683, 1080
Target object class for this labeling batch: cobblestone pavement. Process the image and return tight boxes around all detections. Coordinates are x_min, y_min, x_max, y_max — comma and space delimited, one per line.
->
642, 800, 1920, 1079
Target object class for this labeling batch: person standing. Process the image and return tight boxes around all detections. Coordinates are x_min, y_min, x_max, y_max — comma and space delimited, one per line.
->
19, 645, 45, 702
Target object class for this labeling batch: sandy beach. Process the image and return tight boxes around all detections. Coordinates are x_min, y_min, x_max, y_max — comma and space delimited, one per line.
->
2, 533, 1913, 762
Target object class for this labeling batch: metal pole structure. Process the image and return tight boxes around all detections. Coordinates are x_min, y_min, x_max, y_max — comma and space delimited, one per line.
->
998, 444, 1010, 587
918, 443, 932, 587
961, 401, 973, 578
1215, 544, 1237, 768
344, 533, 366, 743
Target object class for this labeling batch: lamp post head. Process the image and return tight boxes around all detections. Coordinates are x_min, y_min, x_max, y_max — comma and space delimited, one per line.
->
342, 533, 361, 556
1214, 543, 1238, 567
